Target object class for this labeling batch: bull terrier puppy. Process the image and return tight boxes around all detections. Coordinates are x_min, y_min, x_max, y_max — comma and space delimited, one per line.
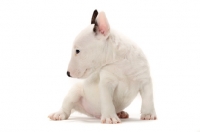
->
48, 10, 157, 124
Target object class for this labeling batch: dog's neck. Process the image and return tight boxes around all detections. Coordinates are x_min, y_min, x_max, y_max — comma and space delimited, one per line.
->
100, 31, 125, 67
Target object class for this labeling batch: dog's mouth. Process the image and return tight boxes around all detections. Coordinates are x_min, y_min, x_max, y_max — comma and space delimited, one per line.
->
78, 68, 91, 79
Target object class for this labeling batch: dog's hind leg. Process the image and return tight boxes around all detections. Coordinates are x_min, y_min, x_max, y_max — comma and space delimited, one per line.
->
140, 79, 157, 120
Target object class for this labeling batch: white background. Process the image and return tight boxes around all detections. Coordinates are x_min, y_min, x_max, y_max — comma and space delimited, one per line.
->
0, 0, 200, 132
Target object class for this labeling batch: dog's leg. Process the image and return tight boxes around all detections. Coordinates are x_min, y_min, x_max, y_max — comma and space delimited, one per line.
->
140, 79, 157, 120
99, 70, 121, 124
48, 83, 83, 120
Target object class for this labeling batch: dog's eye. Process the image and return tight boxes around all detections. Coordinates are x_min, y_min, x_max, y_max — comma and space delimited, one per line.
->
76, 50, 80, 54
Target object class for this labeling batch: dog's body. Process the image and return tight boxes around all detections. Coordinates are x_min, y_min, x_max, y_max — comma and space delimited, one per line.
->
48, 10, 157, 124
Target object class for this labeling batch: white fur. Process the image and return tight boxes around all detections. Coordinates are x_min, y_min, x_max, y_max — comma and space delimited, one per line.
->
48, 11, 157, 124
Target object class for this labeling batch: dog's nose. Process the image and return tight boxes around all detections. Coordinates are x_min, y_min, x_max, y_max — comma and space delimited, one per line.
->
67, 71, 71, 77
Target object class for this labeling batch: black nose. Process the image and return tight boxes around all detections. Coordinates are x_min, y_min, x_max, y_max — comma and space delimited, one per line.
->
67, 71, 71, 77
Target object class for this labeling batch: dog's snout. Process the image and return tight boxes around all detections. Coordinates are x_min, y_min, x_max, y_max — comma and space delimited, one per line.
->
67, 71, 71, 77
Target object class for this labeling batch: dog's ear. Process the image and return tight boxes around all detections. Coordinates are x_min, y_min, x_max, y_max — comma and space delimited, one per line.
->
91, 10, 110, 37
91, 10, 98, 24
95, 11, 110, 37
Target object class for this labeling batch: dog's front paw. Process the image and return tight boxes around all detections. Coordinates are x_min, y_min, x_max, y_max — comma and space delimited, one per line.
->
140, 114, 157, 120
101, 115, 121, 124
48, 110, 69, 121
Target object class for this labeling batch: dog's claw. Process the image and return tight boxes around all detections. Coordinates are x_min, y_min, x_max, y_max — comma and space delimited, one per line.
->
140, 114, 157, 120
101, 115, 121, 124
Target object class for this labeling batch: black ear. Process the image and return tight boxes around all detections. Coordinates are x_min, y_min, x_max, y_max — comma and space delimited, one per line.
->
91, 10, 98, 24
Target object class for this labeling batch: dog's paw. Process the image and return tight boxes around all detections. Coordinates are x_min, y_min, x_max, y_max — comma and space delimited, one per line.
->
48, 110, 69, 121
117, 111, 129, 119
101, 115, 121, 124
140, 114, 157, 120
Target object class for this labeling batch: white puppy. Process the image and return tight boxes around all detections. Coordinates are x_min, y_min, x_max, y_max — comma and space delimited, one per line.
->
48, 10, 157, 124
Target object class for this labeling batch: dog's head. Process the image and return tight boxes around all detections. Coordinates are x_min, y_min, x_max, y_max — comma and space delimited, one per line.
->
67, 10, 110, 78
